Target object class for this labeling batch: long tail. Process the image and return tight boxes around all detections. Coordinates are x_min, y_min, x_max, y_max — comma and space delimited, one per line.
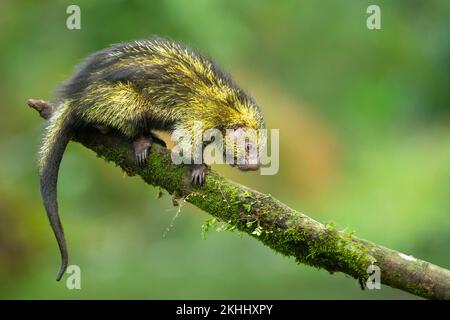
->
39, 101, 75, 281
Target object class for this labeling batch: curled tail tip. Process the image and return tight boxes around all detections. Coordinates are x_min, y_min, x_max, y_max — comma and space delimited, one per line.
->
56, 260, 68, 281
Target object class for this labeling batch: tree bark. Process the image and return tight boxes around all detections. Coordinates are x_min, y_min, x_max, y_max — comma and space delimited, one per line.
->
28, 99, 450, 300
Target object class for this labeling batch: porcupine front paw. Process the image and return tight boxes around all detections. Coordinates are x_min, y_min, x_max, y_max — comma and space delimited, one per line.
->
191, 164, 208, 185
133, 135, 152, 165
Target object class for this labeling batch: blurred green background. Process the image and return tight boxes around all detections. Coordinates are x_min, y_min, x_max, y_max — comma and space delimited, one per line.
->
0, 0, 449, 299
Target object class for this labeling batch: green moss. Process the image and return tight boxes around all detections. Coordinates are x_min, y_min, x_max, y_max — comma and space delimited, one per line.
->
404, 282, 428, 298
78, 131, 376, 283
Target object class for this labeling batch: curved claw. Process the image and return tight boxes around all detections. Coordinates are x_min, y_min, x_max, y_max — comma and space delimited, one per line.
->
133, 136, 152, 166
191, 164, 208, 185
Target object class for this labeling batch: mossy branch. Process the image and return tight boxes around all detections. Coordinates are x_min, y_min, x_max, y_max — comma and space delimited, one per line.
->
28, 99, 450, 299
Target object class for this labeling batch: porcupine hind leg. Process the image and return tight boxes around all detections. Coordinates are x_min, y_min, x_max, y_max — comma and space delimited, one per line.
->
135, 132, 207, 184
191, 163, 208, 185
91, 122, 152, 165
133, 132, 167, 165
133, 135, 152, 166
